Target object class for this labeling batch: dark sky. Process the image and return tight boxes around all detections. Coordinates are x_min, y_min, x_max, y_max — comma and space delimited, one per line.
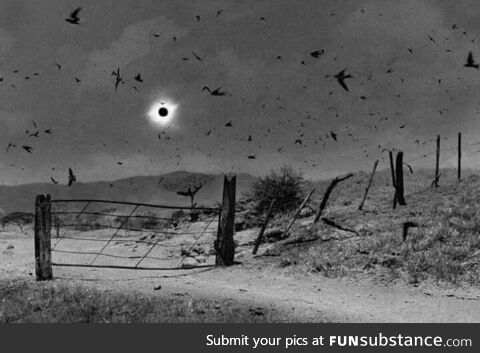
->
2, 0, 480, 185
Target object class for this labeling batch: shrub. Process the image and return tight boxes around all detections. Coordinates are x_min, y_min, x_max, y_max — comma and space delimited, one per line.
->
251, 166, 305, 214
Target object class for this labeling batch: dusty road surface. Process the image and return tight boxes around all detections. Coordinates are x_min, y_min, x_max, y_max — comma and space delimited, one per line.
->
2, 234, 480, 323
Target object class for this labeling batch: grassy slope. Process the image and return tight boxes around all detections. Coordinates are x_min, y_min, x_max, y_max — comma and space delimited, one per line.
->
264, 168, 480, 287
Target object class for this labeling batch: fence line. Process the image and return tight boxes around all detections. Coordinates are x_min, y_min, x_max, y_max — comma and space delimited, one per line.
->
50, 199, 220, 212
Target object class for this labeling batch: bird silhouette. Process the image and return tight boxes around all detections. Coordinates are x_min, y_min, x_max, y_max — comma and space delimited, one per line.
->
112, 68, 124, 90
247, 155, 256, 159
50, 177, 59, 185
310, 49, 325, 58
202, 86, 229, 96
22, 145, 33, 153
465, 52, 479, 69
224, 121, 233, 127
192, 51, 203, 61
6, 143, 16, 152
334, 69, 353, 92
68, 168, 76, 186
44, 129, 52, 134
66, 7, 82, 25
134, 73, 143, 82
330, 131, 338, 141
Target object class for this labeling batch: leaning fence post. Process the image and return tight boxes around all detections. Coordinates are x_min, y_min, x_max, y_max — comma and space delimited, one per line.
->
395, 152, 406, 206
358, 160, 379, 210
35, 194, 53, 280
282, 188, 316, 238
252, 199, 275, 255
458, 132, 462, 181
215, 175, 236, 266
314, 173, 353, 223
434, 135, 440, 187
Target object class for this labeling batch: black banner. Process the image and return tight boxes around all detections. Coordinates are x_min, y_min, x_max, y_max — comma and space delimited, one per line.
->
0, 324, 477, 353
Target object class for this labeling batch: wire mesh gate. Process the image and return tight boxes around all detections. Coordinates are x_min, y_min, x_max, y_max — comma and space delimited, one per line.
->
48, 199, 220, 271
34, 176, 237, 280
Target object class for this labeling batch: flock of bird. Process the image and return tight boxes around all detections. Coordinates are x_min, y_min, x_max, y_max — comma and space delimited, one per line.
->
1, 4, 479, 184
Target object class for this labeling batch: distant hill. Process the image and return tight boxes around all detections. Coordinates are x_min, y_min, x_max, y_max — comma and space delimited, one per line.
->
0, 172, 257, 215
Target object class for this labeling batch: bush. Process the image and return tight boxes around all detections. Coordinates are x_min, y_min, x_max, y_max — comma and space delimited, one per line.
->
251, 166, 305, 214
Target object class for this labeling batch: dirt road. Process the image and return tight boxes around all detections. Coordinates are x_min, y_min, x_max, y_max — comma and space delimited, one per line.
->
2, 236, 480, 322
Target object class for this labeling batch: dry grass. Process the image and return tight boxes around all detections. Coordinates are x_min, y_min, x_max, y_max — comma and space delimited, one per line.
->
0, 278, 300, 323
266, 169, 480, 287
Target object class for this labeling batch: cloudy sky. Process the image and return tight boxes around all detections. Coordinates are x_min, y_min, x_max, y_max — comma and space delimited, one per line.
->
2, 0, 480, 185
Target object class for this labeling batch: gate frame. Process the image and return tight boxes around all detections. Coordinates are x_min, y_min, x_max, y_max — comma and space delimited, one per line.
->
34, 176, 236, 281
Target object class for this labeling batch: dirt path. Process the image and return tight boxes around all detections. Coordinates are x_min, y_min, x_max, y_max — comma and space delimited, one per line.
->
2, 237, 480, 323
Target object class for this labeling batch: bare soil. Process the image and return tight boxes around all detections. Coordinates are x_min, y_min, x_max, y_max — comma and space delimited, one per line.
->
2, 230, 480, 323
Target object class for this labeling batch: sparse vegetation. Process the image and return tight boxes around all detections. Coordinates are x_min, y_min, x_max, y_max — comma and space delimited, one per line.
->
0, 279, 303, 323
275, 171, 480, 287
1, 212, 34, 233
251, 166, 305, 214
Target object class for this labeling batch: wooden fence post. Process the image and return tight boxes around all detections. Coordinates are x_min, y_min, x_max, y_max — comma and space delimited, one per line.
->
395, 152, 406, 206
389, 151, 397, 209
35, 194, 53, 280
434, 135, 440, 187
314, 173, 353, 223
215, 175, 236, 266
458, 132, 462, 181
358, 160, 379, 210
252, 199, 275, 255
282, 188, 316, 238
389, 151, 396, 187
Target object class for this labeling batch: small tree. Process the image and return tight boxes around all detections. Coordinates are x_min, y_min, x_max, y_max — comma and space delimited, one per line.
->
252, 166, 305, 214
1, 212, 34, 233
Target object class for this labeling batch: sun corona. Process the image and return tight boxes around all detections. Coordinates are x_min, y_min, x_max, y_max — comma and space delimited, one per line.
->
147, 100, 178, 126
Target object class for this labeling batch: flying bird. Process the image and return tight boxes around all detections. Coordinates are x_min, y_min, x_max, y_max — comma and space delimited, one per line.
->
202, 86, 229, 96
6, 143, 16, 152
464, 52, 479, 69
310, 49, 325, 58
44, 129, 52, 134
54, 63, 62, 71
330, 131, 338, 141
68, 168, 76, 186
50, 177, 59, 185
224, 121, 233, 127
192, 51, 203, 61
134, 73, 143, 82
22, 145, 33, 153
112, 68, 124, 90
334, 69, 353, 92
65, 7, 82, 25
247, 155, 256, 160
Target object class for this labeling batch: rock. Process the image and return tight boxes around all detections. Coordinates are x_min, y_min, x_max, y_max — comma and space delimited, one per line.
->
264, 227, 284, 242
195, 255, 207, 263
181, 257, 199, 269
299, 206, 314, 218
192, 246, 205, 255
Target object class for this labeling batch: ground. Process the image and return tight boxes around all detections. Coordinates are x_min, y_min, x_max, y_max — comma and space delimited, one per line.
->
1, 168, 480, 322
